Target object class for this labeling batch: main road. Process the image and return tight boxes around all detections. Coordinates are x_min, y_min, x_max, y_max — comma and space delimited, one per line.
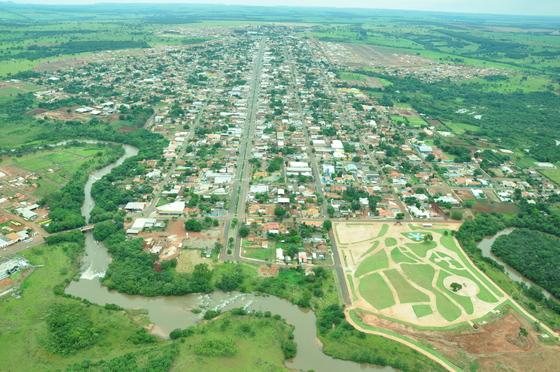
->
221, 39, 266, 260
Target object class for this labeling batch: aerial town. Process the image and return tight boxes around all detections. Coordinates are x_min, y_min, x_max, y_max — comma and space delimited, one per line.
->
1, 5, 560, 372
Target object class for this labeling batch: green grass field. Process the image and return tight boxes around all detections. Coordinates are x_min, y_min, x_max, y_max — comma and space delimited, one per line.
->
401, 263, 435, 290
355, 249, 388, 277
433, 289, 462, 322
1, 144, 119, 197
385, 237, 397, 247
0, 121, 49, 149
436, 271, 474, 315
412, 304, 433, 318
391, 247, 417, 264
540, 167, 560, 185
444, 121, 481, 134
359, 272, 395, 310
384, 269, 430, 304
405, 241, 437, 258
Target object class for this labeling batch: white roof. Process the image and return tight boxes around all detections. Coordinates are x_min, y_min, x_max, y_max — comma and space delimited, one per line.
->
157, 201, 185, 214
250, 185, 269, 194
125, 202, 146, 210
331, 140, 344, 149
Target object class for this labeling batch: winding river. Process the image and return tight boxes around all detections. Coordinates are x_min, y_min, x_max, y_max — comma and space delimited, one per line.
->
477, 228, 554, 300
65, 143, 391, 372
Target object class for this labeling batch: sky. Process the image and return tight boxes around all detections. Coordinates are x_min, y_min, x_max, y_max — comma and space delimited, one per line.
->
8, 0, 560, 17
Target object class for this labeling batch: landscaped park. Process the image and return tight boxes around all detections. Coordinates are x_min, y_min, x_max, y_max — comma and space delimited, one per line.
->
334, 221, 506, 328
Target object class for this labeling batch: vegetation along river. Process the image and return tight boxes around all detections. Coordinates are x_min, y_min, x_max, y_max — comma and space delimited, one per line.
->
477, 228, 554, 300
65, 143, 391, 372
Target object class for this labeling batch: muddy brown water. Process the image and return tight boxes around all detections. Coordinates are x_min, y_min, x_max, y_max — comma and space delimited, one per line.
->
65, 143, 392, 372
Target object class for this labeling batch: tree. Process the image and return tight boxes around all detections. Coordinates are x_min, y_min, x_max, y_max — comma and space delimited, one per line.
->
450, 282, 462, 292
45, 303, 100, 355
423, 233, 433, 243
185, 219, 203, 232
327, 205, 335, 218
323, 220, 332, 231
451, 210, 463, 220
238, 225, 250, 238
274, 206, 287, 219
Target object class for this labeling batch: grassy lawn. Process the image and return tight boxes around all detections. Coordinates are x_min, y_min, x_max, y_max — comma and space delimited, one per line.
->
384, 269, 430, 304
439, 234, 503, 298
359, 272, 395, 310
338, 71, 366, 81
433, 287, 462, 322
540, 166, 560, 185
406, 116, 427, 127
412, 304, 433, 318
444, 121, 481, 134
401, 263, 435, 290
242, 241, 276, 261
376, 223, 389, 238
390, 247, 417, 264
405, 241, 437, 258
384, 237, 397, 247
0, 121, 50, 149
360, 240, 379, 258
355, 249, 388, 277
347, 274, 358, 301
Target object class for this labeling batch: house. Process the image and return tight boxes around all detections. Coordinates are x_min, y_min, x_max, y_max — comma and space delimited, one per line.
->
276, 248, 284, 262
408, 205, 430, 219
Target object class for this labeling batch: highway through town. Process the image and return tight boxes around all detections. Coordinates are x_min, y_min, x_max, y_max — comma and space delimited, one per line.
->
221, 39, 266, 261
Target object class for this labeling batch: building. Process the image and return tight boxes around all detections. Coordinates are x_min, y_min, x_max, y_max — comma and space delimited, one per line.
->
125, 202, 147, 212
157, 201, 186, 215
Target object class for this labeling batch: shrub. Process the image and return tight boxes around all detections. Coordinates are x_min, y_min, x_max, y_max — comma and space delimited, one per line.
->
193, 337, 237, 357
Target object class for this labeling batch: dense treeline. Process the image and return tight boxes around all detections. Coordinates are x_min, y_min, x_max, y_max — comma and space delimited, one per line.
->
358, 71, 560, 159
68, 346, 178, 372
456, 209, 560, 320
492, 229, 560, 298
0, 40, 149, 61
101, 231, 213, 296
45, 303, 101, 355
39, 120, 167, 224
42, 145, 123, 233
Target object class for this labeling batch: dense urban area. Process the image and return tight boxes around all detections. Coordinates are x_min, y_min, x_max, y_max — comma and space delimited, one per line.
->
0, 3, 559, 372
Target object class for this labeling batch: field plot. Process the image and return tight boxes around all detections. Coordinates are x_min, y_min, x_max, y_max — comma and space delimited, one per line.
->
0, 144, 112, 198
335, 221, 505, 328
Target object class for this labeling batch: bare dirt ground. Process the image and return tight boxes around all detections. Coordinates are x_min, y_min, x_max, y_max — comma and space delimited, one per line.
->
361, 310, 560, 371
319, 41, 504, 82
323, 42, 432, 69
